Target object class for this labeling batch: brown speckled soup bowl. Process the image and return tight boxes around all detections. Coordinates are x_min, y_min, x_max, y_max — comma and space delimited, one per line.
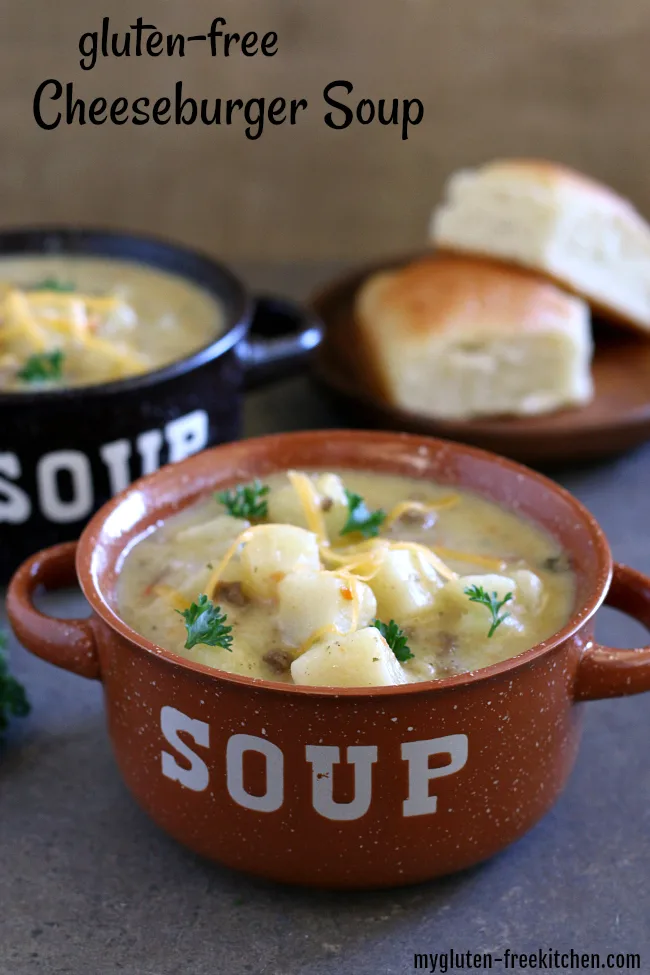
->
7, 431, 650, 889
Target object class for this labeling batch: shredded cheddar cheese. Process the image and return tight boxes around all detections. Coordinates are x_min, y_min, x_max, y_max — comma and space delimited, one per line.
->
297, 623, 341, 657
3, 291, 49, 350
320, 547, 386, 581
286, 470, 328, 544
0, 286, 147, 382
322, 537, 458, 583
152, 584, 189, 612
205, 527, 255, 597
388, 541, 458, 582
80, 332, 148, 372
319, 544, 372, 565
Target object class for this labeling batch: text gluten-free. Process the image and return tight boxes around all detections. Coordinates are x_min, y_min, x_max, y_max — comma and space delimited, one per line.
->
31, 16, 424, 141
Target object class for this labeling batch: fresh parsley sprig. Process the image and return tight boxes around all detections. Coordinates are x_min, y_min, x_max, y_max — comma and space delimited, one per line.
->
216, 479, 270, 521
177, 595, 233, 651
0, 632, 30, 735
33, 278, 75, 293
17, 349, 65, 384
340, 490, 386, 540
372, 618, 414, 662
464, 584, 513, 638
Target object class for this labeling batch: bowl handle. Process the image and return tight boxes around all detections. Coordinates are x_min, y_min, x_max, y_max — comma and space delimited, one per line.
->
237, 294, 323, 389
6, 541, 100, 680
575, 562, 650, 701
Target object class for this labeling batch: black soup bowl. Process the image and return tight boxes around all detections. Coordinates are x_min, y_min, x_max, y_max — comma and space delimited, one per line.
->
0, 227, 322, 582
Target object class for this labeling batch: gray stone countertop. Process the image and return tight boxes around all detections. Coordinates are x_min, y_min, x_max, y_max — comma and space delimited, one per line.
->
1, 264, 649, 975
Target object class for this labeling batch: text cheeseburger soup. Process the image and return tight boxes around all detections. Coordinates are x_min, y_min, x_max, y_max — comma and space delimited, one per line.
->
117, 469, 576, 688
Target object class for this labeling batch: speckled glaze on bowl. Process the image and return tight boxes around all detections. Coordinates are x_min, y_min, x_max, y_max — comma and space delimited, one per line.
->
7, 431, 650, 889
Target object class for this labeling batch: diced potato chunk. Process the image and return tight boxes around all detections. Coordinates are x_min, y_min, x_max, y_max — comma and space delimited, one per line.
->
446, 573, 515, 604
267, 484, 309, 528
240, 525, 320, 601
313, 472, 347, 503
442, 573, 523, 640
277, 570, 377, 648
291, 626, 409, 687
370, 548, 442, 620
511, 569, 544, 612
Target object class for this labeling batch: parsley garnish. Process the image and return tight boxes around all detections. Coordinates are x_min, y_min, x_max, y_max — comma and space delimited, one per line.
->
177, 595, 233, 651
340, 490, 386, 539
0, 631, 30, 734
372, 618, 414, 662
33, 278, 75, 292
216, 479, 270, 521
464, 584, 513, 638
17, 349, 65, 384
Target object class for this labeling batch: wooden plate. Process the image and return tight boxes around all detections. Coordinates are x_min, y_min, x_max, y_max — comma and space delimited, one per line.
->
310, 256, 650, 466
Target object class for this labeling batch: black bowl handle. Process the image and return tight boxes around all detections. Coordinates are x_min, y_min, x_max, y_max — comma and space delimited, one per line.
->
237, 295, 323, 390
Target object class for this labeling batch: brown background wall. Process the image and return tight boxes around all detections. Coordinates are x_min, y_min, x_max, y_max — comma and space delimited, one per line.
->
1, 0, 650, 262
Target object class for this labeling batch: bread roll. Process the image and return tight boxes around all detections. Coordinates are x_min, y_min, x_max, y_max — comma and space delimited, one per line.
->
355, 256, 593, 420
431, 159, 650, 333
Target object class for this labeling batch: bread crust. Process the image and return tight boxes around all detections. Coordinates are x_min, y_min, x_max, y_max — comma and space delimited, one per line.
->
355, 255, 592, 419
432, 159, 650, 334
357, 255, 584, 340
477, 158, 642, 220
435, 246, 646, 335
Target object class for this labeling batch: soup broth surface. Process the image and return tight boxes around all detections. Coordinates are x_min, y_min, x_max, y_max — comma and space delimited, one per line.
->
117, 469, 575, 687
0, 255, 224, 390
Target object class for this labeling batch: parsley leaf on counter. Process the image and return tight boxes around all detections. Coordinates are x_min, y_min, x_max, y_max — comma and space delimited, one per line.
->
0, 632, 30, 734
372, 618, 414, 662
17, 349, 65, 384
340, 490, 386, 539
177, 595, 233, 651
464, 584, 513, 638
216, 479, 270, 521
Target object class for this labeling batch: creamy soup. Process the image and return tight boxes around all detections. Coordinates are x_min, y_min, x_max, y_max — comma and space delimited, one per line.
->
0, 255, 224, 390
117, 469, 575, 688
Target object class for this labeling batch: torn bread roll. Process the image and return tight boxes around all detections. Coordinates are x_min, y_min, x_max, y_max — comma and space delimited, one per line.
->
355, 256, 593, 420
430, 159, 650, 334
